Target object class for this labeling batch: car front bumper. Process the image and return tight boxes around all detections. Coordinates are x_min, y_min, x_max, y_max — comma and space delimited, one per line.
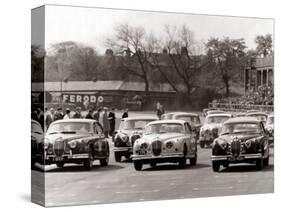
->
113, 147, 132, 153
132, 153, 184, 162
211, 153, 263, 162
45, 153, 89, 164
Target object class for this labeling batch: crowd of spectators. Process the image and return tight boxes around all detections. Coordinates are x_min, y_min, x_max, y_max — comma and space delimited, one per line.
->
32, 106, 130, 137
213, 85, 273, 106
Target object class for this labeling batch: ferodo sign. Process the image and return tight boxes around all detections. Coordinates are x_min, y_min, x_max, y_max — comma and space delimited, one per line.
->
62, 94, 104, 104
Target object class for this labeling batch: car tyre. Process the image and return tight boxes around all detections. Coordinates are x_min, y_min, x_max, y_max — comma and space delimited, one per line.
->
125, 153, 131, 160
150, 161, 157, 168
134, 161, 143, 171
56, 162, 64, 168
114, 152, 122, 162
212, 161, 220, 172
100, 156, 109, 166
84, 154, 93, 170
189, 153, 197, 166
263, 156, 269, 167
222, 162, 229, 168
256, 158, 264, 170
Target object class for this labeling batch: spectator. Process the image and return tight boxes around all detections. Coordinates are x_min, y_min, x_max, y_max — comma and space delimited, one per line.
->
45, 108, 55, 129
73, 107, 83, 119
101, 107, 110, 138
54, 107, 64, 121
93, 107, 102, 121
85, 108, 94, 119
108, 108, 116, 136
63, 108, 71, 119
122, 108, 129, 119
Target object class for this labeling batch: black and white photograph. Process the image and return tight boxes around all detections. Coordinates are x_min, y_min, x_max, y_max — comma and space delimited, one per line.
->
31, 4, 274, 207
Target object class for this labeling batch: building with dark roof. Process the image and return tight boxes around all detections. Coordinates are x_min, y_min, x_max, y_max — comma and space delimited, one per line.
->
244, 56, 274, 92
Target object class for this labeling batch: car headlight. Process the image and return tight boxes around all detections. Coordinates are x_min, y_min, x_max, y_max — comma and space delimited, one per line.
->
140, 142, 148, 149
245, 139, 253, 149
166, 141, 174, 149
69, 140, 77, 149
215, 139, 227, 149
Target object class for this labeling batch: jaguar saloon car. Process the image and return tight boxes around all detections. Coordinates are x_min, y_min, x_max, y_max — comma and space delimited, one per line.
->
131, 120, 197, 171
113, 117, 157, 162
199, 113, 232, 148
31, 119, 44, 167
265, 113, 274, 143
44, 119, 110, 170
246, 111, 268, 124
161, 112, 201, 140
211, 117, 270, 172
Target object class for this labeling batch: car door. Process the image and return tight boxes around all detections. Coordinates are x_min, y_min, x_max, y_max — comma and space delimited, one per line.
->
260, 121, 269, 157
184, 122, 196, 156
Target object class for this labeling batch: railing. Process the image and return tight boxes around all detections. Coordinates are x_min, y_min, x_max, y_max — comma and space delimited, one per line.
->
208, 103, 274, 112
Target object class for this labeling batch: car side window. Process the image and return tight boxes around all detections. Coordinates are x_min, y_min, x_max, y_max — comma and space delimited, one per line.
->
260, 122, 266, 134
184, 123, 191, 134
93, 122, 103, 135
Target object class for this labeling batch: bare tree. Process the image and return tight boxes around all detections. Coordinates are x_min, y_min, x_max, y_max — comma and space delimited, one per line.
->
106, 24, 151, 96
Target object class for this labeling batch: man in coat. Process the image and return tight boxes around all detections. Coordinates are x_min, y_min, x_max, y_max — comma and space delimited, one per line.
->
101, 107, 110, 138
108, 108, 116, 136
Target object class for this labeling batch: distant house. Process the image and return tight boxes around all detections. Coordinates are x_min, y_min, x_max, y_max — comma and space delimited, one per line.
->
244, 56, 274, 92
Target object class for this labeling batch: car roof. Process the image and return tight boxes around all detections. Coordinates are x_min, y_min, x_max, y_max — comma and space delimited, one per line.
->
51, 119, 97, 124
122, 116, 157, 121
171, 112, 199, 117
246, 112, 268, 116
148, 119, 187, 125
224, 117, 260, 124
206, 113, 232, 118
207, 110, 225, 114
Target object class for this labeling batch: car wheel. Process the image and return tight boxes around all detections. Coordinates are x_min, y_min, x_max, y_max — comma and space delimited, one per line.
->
222, 162, 229, 168
83, 154, 93, 170
134, 161, 143, 171
100, 156, 109, 166
150, 161, 157, 168
56, 162, 64, 168
114, 152, 122, 162
256, 158, 264, 170
189, 153, 197, 166
125, 153, 131, 160
200, 142, 205, 148
212, 161, 220, 172
263, 156, 269, 166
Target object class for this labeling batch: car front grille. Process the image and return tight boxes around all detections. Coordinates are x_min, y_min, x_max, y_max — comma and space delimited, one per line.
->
231, 139, 241, 156
131, 135, 140, 147
54, 140, 64, 157
152, 140, 162, 156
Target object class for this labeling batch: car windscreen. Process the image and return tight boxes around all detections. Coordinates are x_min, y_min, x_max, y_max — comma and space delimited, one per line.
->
175, 115, 200, 124
119, 120, 153, 130
144, 123, 184, 135
221, 122, 261, 135
47, 122, 91, 134
205, 116, 230, 124
248, 114, 267, 122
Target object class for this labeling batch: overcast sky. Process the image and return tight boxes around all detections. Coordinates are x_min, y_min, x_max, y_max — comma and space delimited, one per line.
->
44, 5, 274, 55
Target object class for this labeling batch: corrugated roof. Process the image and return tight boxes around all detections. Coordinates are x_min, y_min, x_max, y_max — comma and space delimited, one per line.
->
31, 81, 176, 93
254, 56, 273, 68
